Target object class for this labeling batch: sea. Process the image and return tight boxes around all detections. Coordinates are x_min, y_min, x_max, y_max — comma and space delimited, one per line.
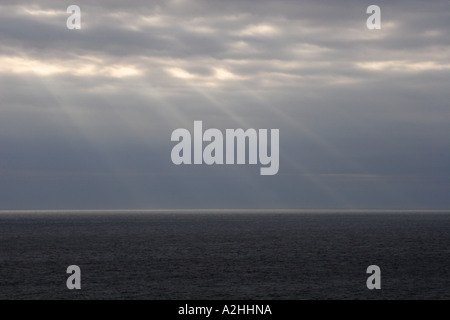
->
0, 210, 449, 300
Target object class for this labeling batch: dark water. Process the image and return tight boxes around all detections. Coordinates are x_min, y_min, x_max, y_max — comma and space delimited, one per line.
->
0, 212, 449, 300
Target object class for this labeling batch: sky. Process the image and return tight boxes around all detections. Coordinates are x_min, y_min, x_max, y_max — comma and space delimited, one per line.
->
0, 0, 449, 210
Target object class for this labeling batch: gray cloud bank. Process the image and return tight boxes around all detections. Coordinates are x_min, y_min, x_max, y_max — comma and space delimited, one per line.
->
0, 0, 449, 209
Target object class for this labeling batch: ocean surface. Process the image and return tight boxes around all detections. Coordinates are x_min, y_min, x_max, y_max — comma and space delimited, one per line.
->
0, 211, 449, 300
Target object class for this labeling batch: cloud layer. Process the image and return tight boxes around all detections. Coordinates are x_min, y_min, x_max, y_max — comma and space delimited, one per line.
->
1, 0, 449, 209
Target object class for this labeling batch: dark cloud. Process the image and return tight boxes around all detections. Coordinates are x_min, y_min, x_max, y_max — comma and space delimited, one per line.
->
0, 0, 449, 209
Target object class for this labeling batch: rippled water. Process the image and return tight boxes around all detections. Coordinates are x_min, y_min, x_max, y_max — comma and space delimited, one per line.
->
0, 212, 449, 299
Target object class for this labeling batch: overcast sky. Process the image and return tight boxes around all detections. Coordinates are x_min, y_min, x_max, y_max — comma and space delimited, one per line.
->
0, 0, 449, 210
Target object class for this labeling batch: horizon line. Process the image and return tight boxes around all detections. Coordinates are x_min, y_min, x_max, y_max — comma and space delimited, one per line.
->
1, 209, 450, 214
